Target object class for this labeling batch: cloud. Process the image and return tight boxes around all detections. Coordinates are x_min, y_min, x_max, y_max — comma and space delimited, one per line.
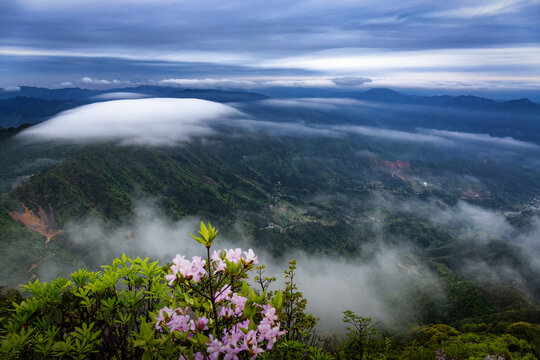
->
60, 82, 73, 87
230, 119, 340, 137
159, 78, 259, 89
260, 47, 540, 73
333, 125, 456, 146
3, 86, 21, 92
159, 78, 348, 89
423, 129, 540, 150
19, 98, 244, 146
282, 245, 439, 332
60, 198, 438, 332
261, 97, 367, 111
90, 92, 149, 100
2, 0, 540, 94
262, 79, 337, 87
81, 77, 129, 85
332, 76, 372, 87
428, 0, 526, 18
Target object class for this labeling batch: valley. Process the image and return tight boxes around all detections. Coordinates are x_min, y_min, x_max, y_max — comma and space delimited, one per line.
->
1, 88, 540, 358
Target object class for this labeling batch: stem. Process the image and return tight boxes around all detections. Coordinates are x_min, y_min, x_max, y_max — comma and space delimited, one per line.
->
206, 246, 220, 335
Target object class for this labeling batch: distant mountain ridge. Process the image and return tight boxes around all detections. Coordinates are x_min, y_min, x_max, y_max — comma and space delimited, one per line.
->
0, 86, 269, 127
0, 85, 268, 102
257, 86, 540, 113
1, 85, 539, 129
354, 88, 540, 113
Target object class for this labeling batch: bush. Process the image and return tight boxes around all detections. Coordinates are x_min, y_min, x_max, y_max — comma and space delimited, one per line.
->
0, 222, 285, 359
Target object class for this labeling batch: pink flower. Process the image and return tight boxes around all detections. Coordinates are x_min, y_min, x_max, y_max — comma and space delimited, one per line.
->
211, 250, 227, 274
242, 249, 258, 265
189, 256, 207, 282
225, 248, 242, 264
165, 273, 177, 286
211, 250, 222, 261
261, 304, 277, 323
170, 254, 192, 279
190, 316, 209, 332
167, 313, 191, 333
249, 343, 265, 359
238, 319, 250, 330
216, 284, 232, 302
155, 307, 174, 331
230, 293, 247, 314
207, 335, 224, 359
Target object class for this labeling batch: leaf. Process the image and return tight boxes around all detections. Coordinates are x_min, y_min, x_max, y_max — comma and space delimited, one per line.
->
196, 333, 210, 345
272, 290, 283, 310
241, 281, 250, 297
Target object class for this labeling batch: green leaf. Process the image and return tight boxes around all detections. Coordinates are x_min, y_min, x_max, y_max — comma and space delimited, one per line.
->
272, 290, 283, 310
196, 333, 210, 345
241, 281, 250, 297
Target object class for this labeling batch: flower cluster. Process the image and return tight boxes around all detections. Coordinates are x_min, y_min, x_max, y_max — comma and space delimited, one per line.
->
436, 348, 455, 360
210, 248, 258, 275
156, 246, 283, 360
165, 255, 207, 285
155, 306, 209, 334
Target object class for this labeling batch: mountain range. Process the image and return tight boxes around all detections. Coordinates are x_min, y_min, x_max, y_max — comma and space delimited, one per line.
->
1, 86, 540, 339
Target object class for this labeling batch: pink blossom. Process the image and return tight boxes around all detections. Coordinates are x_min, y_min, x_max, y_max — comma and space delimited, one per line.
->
190, 316, 209, 332
211, 250, 226, 274
215, 284, 232, 302
155, 307, 174, 331
242, 249, 258, 265
189, 256, 207, 282
225, 248, 242, 264
238, 319, 250, 330
207, 335, 224, 359
249, 342, 265, 359
261, 304, 277, 323
211, 250, 222, 262
230, 293, 247, 314
171, 254, 192, 279
167, 313, 191, 333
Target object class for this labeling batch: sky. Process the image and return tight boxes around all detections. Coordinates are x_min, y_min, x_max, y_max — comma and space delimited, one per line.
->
1, 0, 540, 98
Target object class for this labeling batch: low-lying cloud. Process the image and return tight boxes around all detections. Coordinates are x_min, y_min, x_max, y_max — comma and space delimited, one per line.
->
90, 92, 149, 100
81, 77, 132, 86
19, 98, 244, 146
424, 128, 540, 150
332, 76, 372, 87
369, 192, 540, 298
54, 199, 437, 333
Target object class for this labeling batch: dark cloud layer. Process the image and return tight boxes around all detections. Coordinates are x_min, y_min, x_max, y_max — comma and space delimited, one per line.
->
1, 1, 539, 93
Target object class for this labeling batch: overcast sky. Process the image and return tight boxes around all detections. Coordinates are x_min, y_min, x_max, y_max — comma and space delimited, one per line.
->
1, 0, 539, 97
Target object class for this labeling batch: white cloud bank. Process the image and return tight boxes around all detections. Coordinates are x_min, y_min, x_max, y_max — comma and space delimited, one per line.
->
20, 98, 243, 146
90, 92, 149, 100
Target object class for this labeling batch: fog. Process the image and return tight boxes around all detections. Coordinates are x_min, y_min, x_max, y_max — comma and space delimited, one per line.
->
368, 192, 540, 298
56, 199, 438, 333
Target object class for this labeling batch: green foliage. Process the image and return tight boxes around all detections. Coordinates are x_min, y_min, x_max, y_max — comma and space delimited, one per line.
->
281, 260, 317, 342
409, 324, 462, 346
399, 332, 535, 360
1, 255, 166, 359
0, 222, 289, 359
505, 322, 540, 357
190, 221, 219, 248
339, 311, 390, 360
